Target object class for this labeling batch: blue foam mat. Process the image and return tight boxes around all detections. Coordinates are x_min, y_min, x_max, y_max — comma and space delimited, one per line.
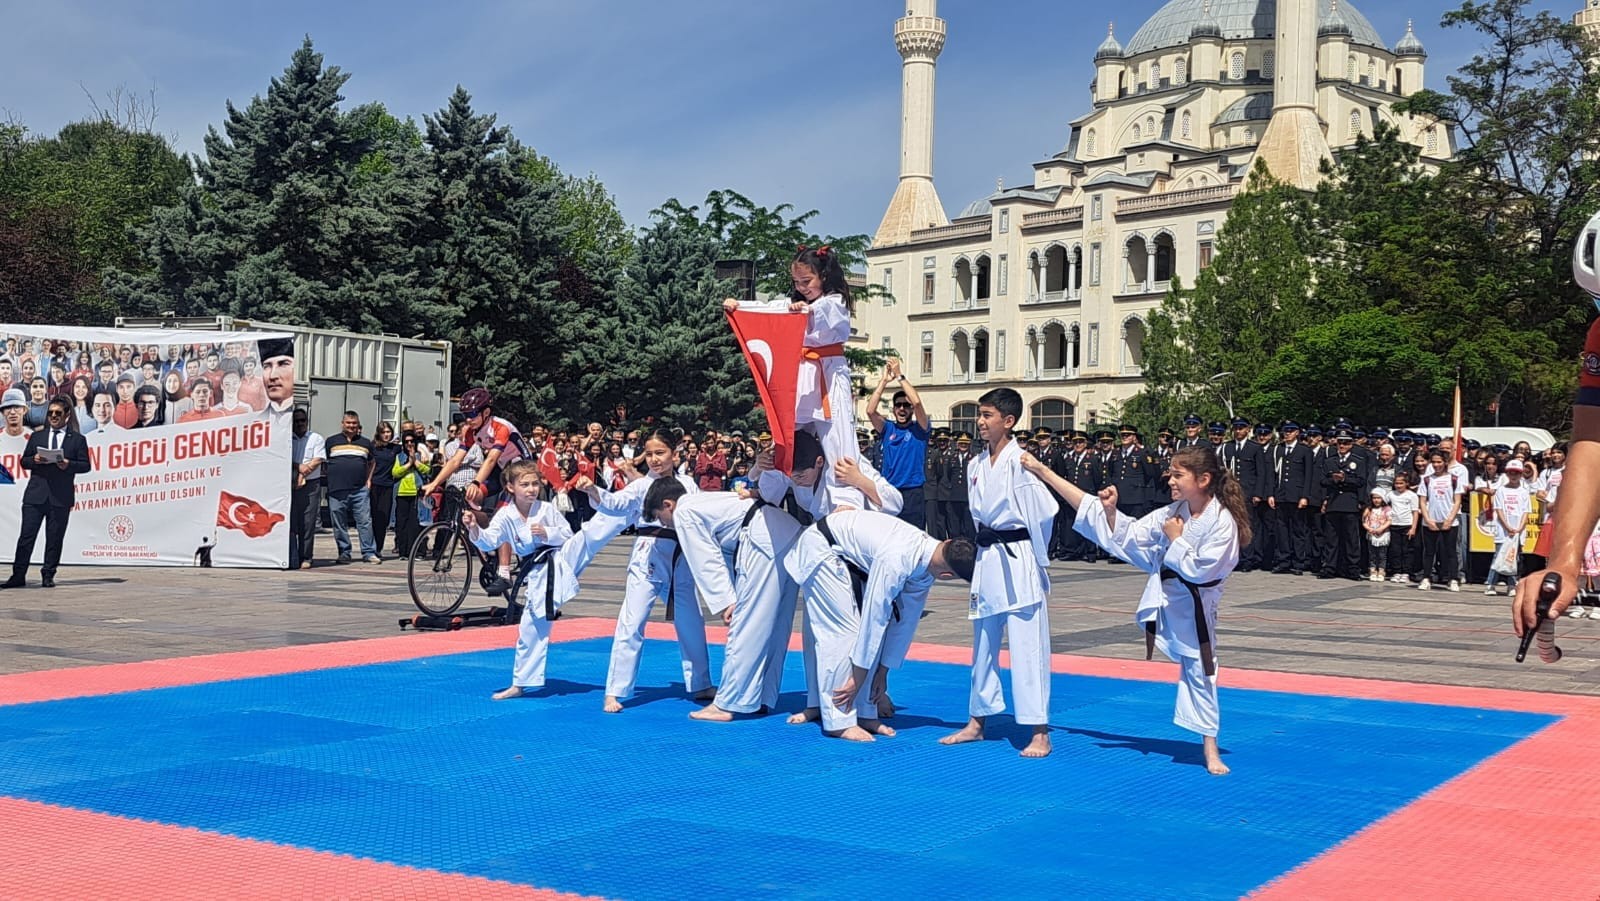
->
0, 638, 1555, 899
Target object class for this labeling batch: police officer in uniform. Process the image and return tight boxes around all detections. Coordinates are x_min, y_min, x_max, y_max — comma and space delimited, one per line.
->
1269, 421, 1313, 574
1219, 417, 1266, 570
1249, 422, 1278, 568
1111, 424, 1159, 522
1320, 427, 1367, 580
1175, 413, 1207, 450
924, 428, 948, 540
944, 431, 974, 541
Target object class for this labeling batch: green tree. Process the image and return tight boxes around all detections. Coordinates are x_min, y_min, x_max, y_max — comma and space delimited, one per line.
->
1399, 0, 1600, 421
1250, 310, 1452, 424
1136, 163, 1316, 421
108, 38, 406, 332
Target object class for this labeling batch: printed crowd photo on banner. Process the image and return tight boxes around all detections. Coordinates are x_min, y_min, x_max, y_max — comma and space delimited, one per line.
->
0, 325, 294, 568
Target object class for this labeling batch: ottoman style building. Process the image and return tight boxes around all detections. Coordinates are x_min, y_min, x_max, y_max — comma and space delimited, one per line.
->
858, 0, 1450, 435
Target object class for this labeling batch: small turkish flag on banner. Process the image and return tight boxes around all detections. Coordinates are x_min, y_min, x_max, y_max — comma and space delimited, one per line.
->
727, 308, 808, 473
217, 490, 286, 539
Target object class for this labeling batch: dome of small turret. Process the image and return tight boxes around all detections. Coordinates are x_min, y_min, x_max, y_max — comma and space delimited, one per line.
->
1095, 23, 1125, 60
1394, 19, 1427, 57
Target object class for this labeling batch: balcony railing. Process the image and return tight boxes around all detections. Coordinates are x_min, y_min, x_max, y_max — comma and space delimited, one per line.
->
1117, 184, 1237, 216
909, 220, 991, 243
1020, 206, 1085, 229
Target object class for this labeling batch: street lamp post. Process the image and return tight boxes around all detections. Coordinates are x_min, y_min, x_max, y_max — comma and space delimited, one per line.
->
1207, 371, 1235, 420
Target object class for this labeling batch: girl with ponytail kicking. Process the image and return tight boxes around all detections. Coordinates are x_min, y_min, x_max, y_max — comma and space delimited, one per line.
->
1021, 445, 1246, 775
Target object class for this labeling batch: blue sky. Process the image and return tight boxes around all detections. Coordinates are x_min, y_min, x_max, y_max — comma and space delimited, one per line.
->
1, 0, 1527, 239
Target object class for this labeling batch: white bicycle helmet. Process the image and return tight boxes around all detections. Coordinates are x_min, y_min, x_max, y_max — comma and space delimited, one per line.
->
1574, 208, 1600, 311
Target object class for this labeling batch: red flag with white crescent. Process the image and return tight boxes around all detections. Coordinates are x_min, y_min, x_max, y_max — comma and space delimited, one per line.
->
726, 308, 807, 472
217, 490, 286, 539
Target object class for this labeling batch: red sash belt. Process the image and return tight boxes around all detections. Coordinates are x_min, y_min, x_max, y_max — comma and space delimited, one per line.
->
802, 343, 845, 419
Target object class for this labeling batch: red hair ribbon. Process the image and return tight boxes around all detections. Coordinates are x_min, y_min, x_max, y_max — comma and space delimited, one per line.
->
817, 245, 831, 257
797, 244, 809, 253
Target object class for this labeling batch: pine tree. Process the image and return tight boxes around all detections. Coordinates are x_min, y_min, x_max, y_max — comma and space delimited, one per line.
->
109, 38, 403, 331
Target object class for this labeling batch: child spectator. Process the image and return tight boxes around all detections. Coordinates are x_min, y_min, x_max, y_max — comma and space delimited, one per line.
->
1364, 489, 1392, 582
1387, 473, 1419, 583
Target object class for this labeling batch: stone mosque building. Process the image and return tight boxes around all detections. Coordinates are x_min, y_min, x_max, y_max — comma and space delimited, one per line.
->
857, 0, 1452, 436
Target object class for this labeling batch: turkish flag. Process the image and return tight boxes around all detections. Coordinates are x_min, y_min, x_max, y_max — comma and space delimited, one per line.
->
727, 308, 807, 472
216, 490, 285, 539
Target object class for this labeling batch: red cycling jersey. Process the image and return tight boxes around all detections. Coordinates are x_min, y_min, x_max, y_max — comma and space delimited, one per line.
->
1581, 318, 1600, 408
474, 416, 529, 468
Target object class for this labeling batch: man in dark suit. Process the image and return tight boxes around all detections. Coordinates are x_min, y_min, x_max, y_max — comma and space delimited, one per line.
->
4, 397, 92, 588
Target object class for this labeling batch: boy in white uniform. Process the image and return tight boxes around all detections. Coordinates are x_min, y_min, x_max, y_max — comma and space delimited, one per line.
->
757, 431, 907, 724
791, 508, 975, 741
645, 476, 804, 722
940, 388, 1059, 758
468, 460, 578, 700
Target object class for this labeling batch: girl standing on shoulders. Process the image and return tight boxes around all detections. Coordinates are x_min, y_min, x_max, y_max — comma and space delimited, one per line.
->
724, 245, 864, 510
1021, 445, 1246, 775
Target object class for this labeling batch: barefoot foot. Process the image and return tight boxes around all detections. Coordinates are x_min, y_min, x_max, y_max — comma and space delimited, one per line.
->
939, 718, 985, 746
860, 718, 896, 738
1203, 735, 1230, 775
602, 696, 623, 713
1020, 727, 1052, 758
786, 707, 821, 725
692, 686, 718, 702
689, 704, 735, 722
827, 725, 876, 742
491, 686, 525, 701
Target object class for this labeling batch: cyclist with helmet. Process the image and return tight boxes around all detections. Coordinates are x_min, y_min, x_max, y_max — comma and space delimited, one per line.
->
422, 387, 531, 594
1515, 212, 1600, 635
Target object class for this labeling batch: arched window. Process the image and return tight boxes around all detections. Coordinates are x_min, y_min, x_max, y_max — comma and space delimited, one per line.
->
1367, 60, 1376, 84
950, 403, 979, 437
1264, 51, 1275, 79
1122, 318, 1147, 373
1145, 115, 1156, 138
1174, 58, 1187, 85
1230, 51, 1244, 80
1086, 129, 1097, 156
1132, 123, 1141, 141
1242, 127, 1254, 144
1349, 109, 1361, 139
1030, 399, 1076, 433
1149, 62, 1161, 90
1347, 55, 1357, 81
1426, 126, 1438, 154
1181, 110, 1192, 139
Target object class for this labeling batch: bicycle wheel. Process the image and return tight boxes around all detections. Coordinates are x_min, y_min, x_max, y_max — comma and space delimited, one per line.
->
408, 522, 473, 616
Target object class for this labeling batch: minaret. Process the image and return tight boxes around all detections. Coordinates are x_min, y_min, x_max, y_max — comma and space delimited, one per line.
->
873, 1, 949, 247
1253, 0, 1334, 190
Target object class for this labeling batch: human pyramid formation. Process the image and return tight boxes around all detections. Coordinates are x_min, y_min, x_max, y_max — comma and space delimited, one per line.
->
457, 247, 1246, 775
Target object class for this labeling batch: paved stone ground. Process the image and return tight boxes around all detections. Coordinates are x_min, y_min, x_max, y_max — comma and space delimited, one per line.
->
3, 531, 1598, 695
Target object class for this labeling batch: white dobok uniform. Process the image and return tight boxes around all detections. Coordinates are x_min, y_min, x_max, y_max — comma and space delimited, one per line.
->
470, 501, 575, 690
965, 440, 1058, 726
558, 470, 709, 701
672, 492, 804, 714
785, 509, 939, 732
738, 294, 862, 510
1075, 496, 1239, 737
762, 460, 904, 714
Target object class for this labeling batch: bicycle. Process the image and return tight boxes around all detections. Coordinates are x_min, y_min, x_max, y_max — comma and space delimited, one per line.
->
407, 486, 542, 618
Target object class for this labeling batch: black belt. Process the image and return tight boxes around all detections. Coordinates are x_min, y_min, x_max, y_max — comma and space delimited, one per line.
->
1151, 566, 1222, 676
815, 515, 895, 621
975, 527, 1030, 558
634, 526, 682, 621
508, 545, 561, 623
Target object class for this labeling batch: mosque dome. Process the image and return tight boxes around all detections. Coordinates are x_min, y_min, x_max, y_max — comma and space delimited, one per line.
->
1095, 23, 1125, 60
1318, 1, 1352, 38
1394, 19, 1427, 57
1124, 0, 1387, 57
